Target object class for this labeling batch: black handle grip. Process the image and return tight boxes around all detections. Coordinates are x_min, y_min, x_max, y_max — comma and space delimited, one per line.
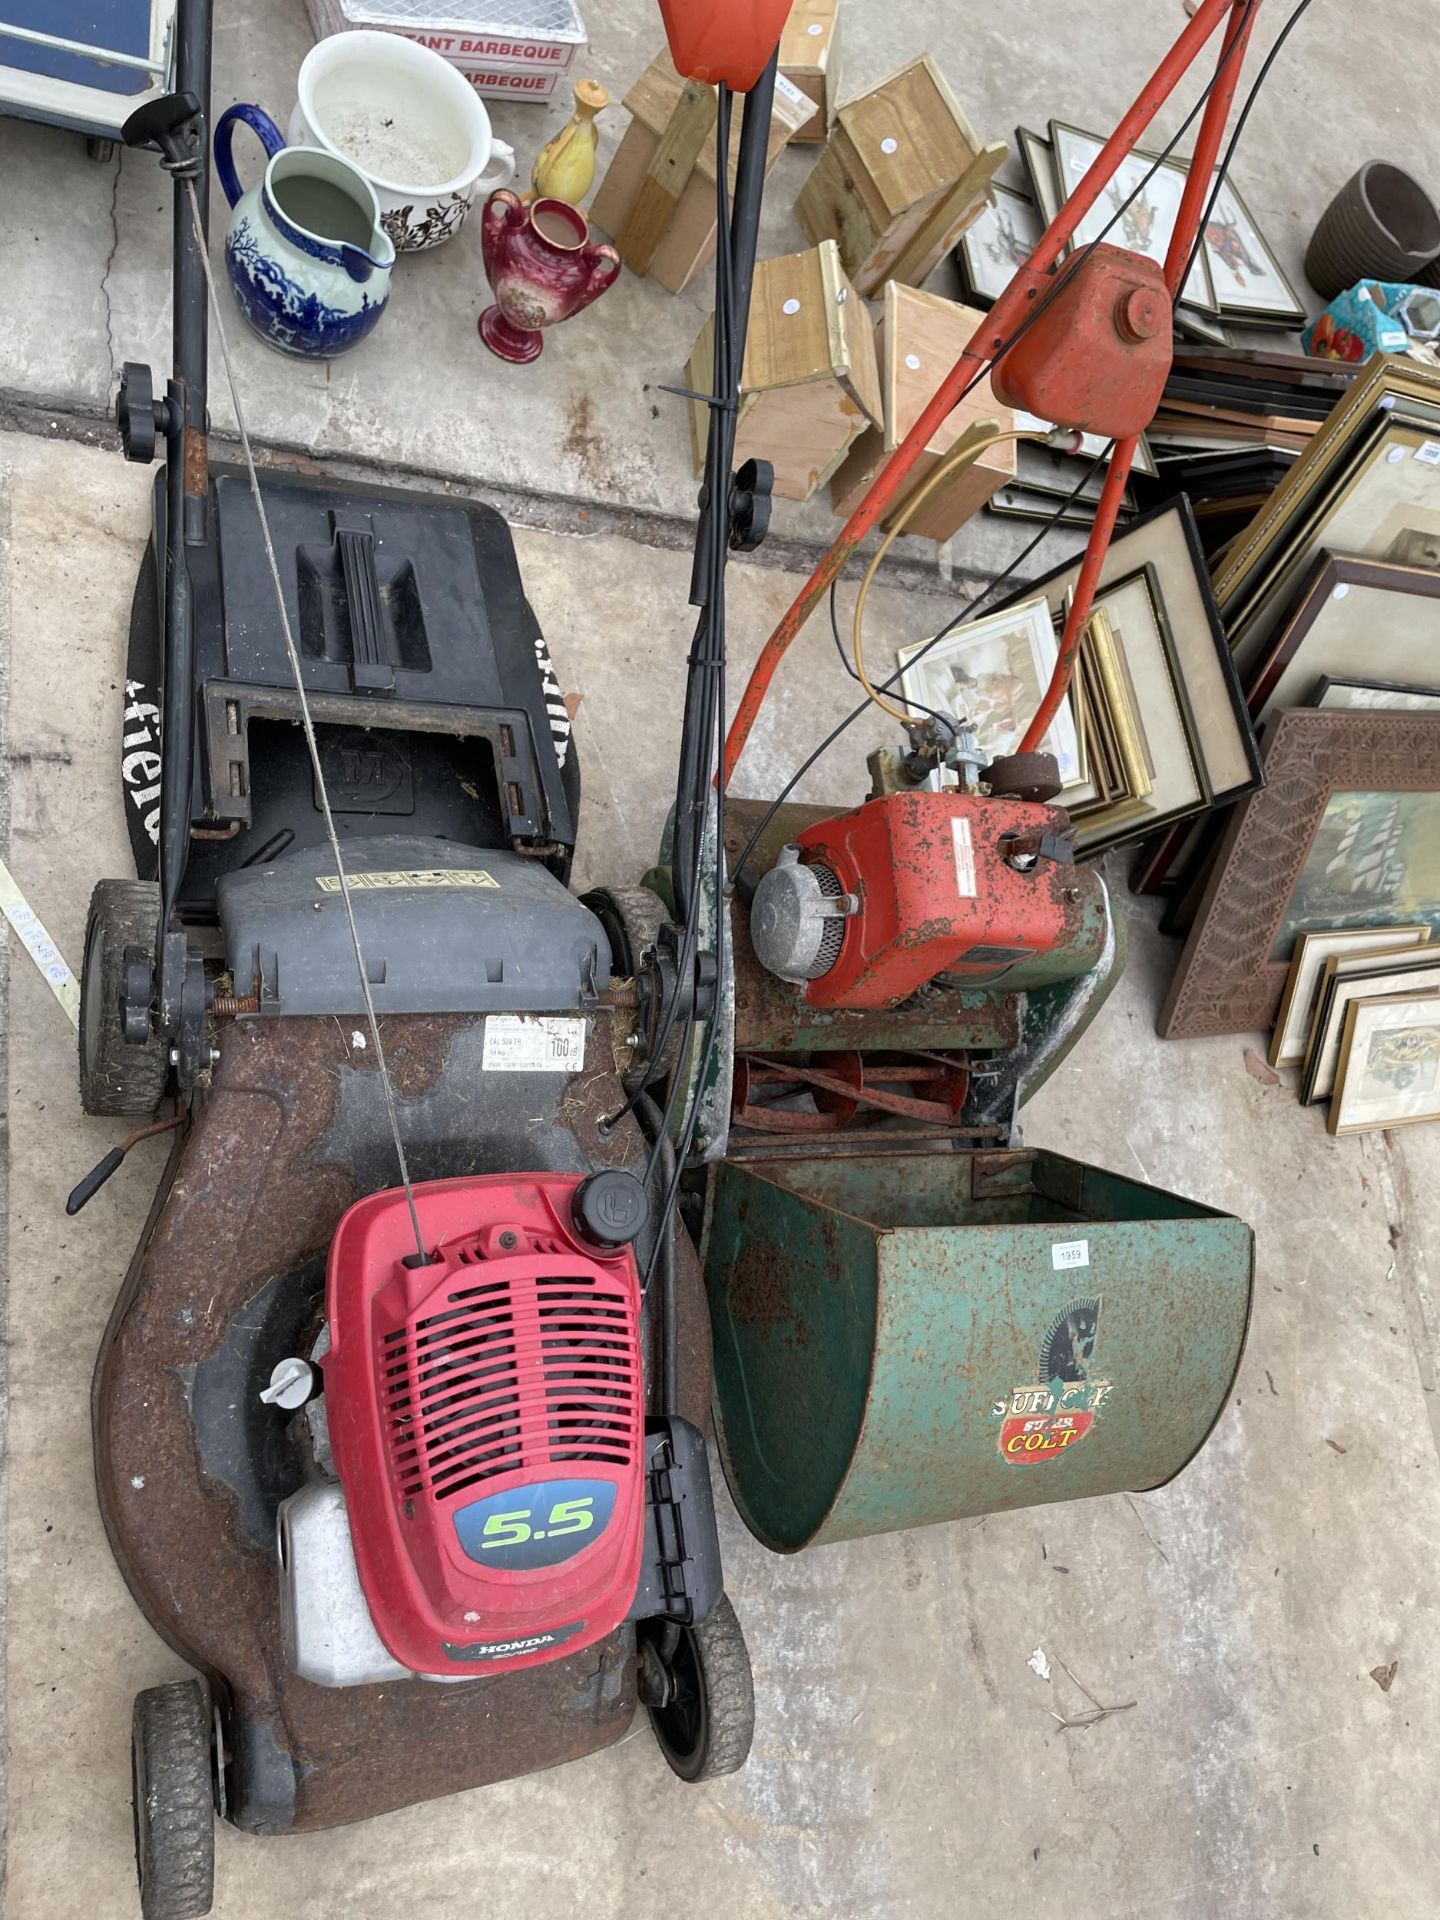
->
66, 1148, 126, 1216
336, 519, 395, 693
121, 90, 202, 155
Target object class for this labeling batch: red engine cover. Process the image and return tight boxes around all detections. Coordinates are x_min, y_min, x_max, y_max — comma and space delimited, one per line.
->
794, 790, 1073, 1010
325, 1174, 645, 1678
990, 243, 1172, 441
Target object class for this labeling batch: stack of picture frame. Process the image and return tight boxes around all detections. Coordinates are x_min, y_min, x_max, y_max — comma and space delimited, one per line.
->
1269, 925, 1440, 1134
987, 417, 1150, 530
954, 124, 1306, 530
1132, 349, 1361, 561
1215, 355, 1440, 659
1146, 357, 1440, 951
1157, 710, 1440, 1069
898, 499, 1262, 858
955, 125, 1306, 346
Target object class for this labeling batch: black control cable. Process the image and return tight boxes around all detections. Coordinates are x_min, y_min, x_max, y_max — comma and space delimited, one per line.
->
735, 0, 1322, 885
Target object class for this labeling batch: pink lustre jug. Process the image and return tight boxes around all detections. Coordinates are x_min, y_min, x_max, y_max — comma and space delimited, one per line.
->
479, 190, 621, 364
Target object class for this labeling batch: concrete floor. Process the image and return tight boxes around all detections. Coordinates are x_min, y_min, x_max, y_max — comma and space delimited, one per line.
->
4, 1, 1440, 1916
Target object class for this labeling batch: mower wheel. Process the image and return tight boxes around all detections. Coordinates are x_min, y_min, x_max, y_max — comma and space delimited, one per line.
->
131, 1680, 216, 1920
640, 1592, 755, 1783
79, 878, 166, 1117
580, 885, 678, 1082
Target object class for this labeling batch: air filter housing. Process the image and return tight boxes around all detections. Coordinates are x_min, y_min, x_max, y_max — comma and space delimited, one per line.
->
749, 844, 853, 983
325, 1172, 646, 1676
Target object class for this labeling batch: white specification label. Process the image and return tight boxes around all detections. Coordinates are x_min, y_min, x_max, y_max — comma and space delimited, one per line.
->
1416, 441, 1440, 466
1051, 1239, 1090, 1271
482, 1015, 586, 1074
952, 816, 977, 898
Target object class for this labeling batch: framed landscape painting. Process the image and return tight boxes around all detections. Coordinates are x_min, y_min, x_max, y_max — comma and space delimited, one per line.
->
1158, 709, 1440, 1040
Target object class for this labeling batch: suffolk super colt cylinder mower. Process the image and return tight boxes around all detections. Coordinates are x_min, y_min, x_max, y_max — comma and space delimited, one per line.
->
73, 1, 1259, 1915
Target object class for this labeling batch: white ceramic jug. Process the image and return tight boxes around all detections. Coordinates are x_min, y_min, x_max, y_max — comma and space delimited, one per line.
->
287, 33, 516, 252
215, 106, 396, 358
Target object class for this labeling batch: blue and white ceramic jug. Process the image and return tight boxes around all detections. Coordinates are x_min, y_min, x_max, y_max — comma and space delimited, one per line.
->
214, 104, 396, 359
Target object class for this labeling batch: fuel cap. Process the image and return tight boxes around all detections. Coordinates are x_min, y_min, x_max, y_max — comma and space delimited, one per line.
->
572, 1169, 650, 1248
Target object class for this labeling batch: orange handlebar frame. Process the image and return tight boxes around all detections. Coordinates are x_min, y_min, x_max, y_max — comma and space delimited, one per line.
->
721, 0, 1262, 785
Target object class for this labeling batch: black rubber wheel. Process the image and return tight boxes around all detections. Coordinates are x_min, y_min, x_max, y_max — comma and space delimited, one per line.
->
640, 1593, 755, 1783
580, 884, 670, 978
580, 884, 678, 1084
131, 1681, 216, 1920
79, 878, 167, 1117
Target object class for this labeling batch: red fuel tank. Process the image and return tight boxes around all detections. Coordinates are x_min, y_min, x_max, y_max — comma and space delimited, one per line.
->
990, 244, 1173, 440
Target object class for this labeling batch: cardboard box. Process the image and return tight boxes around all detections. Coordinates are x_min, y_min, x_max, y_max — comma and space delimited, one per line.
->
304, 2, 586, 102
590, 51, 810, 294
830, 283, 1013, 541
779, 0, 842, 144
795, 54, 1005, 297
685, 240, 880, 503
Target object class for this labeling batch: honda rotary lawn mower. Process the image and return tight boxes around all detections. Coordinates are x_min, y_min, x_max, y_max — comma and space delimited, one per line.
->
71, 1, 1260, 1915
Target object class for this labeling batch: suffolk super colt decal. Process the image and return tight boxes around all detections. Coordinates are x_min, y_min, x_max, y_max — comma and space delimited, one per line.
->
992, 1296, 1113, 1465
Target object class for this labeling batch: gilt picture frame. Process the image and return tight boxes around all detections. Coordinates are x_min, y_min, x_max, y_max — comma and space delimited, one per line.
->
1061, 562, 1210, 847
1228, 419, 1440, 677
1300, 947, 1440, 1104
1330, 988, 1440, 1134
1268, 925, 1431, 1068
1008, 498, 1257, 812
1213, 356, 1440, 619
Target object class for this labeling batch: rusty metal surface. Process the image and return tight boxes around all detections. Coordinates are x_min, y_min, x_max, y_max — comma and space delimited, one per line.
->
705, 1147, 1253, 1552
733, 1051, 972, 1132
790, 791, 1100, 1010
182, 423, 208, 502
728, 803, 1022, 1056
93, 1011, 711, 1835
724, 1127, 1007, 1161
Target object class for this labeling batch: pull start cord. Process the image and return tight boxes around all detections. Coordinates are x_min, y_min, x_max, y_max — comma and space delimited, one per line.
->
180, 177, 426, 1264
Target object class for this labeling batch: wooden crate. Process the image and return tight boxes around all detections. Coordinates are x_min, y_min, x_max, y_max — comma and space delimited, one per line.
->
685, 241, 880, 503
795, 54, 1005, 297
779, 0, 843, 144
830, 283, 1013, 542
590, 50, 809, 294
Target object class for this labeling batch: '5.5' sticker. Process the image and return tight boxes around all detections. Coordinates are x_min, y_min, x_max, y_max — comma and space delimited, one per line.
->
451, 1478, 617, 1571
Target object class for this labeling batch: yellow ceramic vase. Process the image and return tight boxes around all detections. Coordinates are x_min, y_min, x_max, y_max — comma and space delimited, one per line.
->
527, 78, 609, 208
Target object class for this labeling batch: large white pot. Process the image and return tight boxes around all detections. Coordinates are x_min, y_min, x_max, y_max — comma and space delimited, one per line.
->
287, 31, 515, 253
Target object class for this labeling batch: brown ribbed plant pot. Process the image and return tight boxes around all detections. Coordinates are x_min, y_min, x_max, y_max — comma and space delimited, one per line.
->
1305, 162, 1440, 298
